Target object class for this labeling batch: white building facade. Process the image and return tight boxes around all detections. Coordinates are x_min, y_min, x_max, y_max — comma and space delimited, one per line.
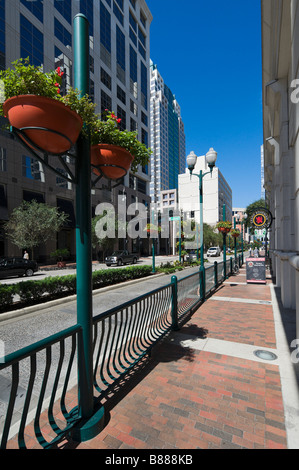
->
261, 0, 299, 322
178, 152, 232, 227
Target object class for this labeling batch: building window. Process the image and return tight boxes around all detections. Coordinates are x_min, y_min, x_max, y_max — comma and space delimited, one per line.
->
22, 155, 45, 182
54, 0, 71, 24
21, 0, 43, 22
129, 0, 136, 9
55, 46, 72, 93
116, 25, 126, 84
56, 168, 72, 190
140, 61, 148, 110
101, 67, 111, 90
115, 0, 123, 10
0, 147, 6, 172
117, 85, 126, 105
113, 1, 123, 26
129, 11, 137, 32
54, 17, 72, 48
80, 0, 94, 36
141, 111, 148, 126
20, 15, 43, 65
101, 89, 112, 115
100, 1, 111, 67
130, 118, 137, 132
117, 106, 126, 131
140, 11, 147, 29
130, 99, 138, 116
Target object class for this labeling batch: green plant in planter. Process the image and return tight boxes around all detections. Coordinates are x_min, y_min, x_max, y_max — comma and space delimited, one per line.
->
0, 58, 96, 124
90, 110, 152, 173
216, 221, 232, 230
50, 248, 70, 263
230, 229, 240, 237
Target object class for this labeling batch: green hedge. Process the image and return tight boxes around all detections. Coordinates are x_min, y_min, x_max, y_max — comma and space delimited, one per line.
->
0, 265, 152, 314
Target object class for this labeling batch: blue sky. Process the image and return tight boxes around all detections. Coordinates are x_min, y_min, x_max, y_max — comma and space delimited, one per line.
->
146, 0, 263, 209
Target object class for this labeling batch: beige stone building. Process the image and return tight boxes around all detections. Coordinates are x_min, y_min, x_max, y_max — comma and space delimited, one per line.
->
261, 0, 299, 328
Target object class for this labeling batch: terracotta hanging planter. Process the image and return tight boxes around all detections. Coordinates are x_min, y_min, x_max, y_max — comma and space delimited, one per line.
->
91, 144, 134, 180
3, 95, 83, 155
218, 227, 231, 234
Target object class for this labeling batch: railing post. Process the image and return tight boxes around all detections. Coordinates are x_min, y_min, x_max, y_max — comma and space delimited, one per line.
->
171, 275, 179, 331
214, 261, 218, 287
200, 265, 205, 300
230, 256, 233, 274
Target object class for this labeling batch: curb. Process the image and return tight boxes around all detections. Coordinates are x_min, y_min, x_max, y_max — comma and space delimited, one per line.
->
0, 272, 166, 324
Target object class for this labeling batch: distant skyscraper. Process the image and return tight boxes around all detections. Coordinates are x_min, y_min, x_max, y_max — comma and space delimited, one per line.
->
149, 62, 186, 207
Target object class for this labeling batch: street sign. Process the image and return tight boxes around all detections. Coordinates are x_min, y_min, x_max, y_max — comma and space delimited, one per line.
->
169, 216, 181, 221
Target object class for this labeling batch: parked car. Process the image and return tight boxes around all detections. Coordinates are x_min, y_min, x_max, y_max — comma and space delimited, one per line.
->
207, 247, 221, 257
0, 257, 38, 278
105, 250, 139, 266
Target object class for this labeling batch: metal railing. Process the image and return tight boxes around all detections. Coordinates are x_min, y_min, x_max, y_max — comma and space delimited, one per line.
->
0, 325, 81, 449
92, 284, 173, 400
0, 256, 241, 449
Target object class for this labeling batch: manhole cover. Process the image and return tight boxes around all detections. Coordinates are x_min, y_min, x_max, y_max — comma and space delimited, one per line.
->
254, 350, 278, 361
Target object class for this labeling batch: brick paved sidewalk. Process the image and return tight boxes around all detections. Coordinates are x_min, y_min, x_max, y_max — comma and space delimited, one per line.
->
7, 267, 291, 449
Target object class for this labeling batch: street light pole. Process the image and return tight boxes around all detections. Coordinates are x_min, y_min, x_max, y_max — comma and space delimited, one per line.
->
234, 215, 237, 262
187, 149, 218, 298
72, 13, 104, 442
222, 204, 227, 279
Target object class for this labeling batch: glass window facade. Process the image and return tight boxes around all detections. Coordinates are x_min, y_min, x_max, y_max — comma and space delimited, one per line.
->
129, 45, 137, 82
100, 1, 111, 53
54, 17, 72, 48
116, 25, 125, 70
101, 67, 112, 90
113, 1, 124, 26
20, 0, 43, 23
80, 0, 94, 36
54, 0, 71, 24
101, 89, 112, 115
140, 61, 147, 110
20, 14, 43, 65
22, 155, 44, 181
117, 105, 126, 131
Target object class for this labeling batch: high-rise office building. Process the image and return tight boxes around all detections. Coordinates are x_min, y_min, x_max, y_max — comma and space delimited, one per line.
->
0, 0, 153, 260
149, 62, 186, 207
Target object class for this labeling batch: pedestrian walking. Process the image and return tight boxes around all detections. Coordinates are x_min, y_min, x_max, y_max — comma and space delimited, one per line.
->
23, 250, 29, 260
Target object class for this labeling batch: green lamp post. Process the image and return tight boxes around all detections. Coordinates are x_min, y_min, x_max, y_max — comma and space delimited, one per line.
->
72, 13, 104, 442
187, 148, 218, 298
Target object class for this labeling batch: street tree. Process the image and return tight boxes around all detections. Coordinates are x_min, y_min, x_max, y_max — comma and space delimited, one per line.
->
4, 200, 69, 259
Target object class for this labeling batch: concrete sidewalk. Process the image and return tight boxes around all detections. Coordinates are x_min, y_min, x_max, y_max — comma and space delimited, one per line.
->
7, 266, 299, 449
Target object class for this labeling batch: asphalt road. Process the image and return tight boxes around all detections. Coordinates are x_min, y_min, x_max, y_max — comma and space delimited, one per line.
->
0, 253, 233, 285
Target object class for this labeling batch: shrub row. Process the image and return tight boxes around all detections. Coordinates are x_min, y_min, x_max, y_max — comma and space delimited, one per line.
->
0, 265, 152, 313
